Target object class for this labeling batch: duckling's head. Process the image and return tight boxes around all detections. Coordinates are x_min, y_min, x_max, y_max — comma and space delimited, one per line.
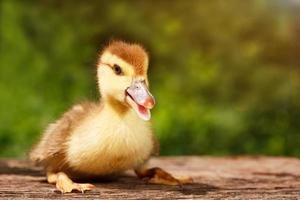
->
97, 41, 155, 121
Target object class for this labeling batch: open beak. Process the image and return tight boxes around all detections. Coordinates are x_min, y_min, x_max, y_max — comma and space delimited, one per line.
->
125, 80, 155, 121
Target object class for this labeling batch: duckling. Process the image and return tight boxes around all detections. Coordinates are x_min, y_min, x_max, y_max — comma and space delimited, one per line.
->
29, 41, 192, 193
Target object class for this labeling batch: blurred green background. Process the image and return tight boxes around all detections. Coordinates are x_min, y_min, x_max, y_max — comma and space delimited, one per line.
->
1, 0, 300, 158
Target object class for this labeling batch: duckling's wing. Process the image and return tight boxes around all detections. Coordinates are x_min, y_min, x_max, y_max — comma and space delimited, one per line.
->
29, 102, 99, 169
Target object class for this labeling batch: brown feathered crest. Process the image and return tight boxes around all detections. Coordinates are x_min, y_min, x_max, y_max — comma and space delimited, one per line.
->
100, 40, 148, 75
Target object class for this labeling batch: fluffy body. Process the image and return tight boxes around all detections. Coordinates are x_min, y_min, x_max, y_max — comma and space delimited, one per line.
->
30, 101, 154, 179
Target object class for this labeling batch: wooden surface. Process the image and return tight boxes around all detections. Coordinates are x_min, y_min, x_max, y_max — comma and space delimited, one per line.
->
0, 156, 300, 199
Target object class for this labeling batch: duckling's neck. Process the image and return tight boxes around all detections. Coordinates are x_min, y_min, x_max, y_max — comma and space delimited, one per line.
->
100, 95, 129, 117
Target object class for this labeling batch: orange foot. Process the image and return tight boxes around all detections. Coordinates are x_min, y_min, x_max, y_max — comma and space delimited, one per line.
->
135, 167, 193, 186
47, 172, 95, 193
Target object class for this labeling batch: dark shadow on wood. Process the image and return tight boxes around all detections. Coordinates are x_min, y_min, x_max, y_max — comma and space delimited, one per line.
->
89, 175, 219, 196
39, 173, 219, 196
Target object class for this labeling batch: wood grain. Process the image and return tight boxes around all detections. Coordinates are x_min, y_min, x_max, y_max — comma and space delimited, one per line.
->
0, 156, 300, 199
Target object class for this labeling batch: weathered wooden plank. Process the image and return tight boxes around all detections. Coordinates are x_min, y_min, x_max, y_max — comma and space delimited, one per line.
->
0, 156, 300, 199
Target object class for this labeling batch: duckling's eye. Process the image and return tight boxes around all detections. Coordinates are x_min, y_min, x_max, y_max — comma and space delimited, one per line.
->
112, 64, 123, 75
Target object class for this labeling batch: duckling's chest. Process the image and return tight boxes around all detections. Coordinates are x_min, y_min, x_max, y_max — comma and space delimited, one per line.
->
66, 108, 153, 175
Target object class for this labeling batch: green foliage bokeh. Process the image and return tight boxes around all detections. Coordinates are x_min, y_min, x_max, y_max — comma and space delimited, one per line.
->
1, 0, 300, 158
